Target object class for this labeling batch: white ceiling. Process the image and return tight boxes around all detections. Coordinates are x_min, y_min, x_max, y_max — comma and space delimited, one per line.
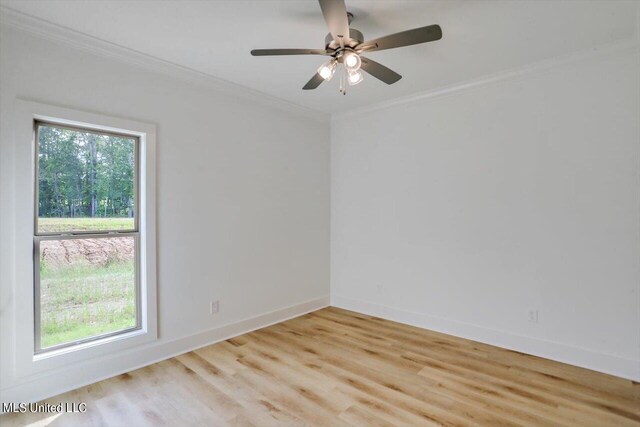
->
2, 0, 638, 114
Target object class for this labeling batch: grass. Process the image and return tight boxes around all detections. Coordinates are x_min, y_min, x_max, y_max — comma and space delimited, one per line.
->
39, 224, 136, 349
39, 217, 134, 233
40, 260, 136, 348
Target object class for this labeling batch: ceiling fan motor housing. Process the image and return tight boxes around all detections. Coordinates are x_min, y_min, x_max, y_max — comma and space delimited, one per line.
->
325, 28, 364, 51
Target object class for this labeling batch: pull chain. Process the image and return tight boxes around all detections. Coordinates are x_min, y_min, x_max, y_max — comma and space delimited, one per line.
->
339, 65, 347, 95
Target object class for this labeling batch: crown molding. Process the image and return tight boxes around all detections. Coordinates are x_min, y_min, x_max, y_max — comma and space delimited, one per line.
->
0, 6, 330, 124
333, 37, 640, 122
2, 5, 638, 125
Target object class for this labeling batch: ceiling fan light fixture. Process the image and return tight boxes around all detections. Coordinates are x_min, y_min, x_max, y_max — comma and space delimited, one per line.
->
318, 60, 337, 80
250, 0, 443, 93
343, 51, 361, 71
347, 69, 363, 86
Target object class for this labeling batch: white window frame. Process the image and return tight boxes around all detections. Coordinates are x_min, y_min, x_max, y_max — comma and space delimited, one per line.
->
12, 100, 157, 378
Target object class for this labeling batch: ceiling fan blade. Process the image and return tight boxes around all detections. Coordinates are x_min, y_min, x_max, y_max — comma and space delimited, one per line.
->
360, 57, 402, 85
318, 0, 350, 43
359, 24, 442, 52
303, 73, 325, 90
251, 49, 331, 56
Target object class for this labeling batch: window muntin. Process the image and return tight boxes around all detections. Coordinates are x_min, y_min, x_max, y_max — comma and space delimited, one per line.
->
34, 121, 141, 354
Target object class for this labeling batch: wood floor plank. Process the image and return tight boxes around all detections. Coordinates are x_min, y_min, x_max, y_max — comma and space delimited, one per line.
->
2, 307, 638, 426
253, 326, 481, 425
321, 308, 639, 400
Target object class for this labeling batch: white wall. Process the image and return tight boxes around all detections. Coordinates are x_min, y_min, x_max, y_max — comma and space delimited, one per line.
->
331, 44, 640, 381
0, 26, 330, 402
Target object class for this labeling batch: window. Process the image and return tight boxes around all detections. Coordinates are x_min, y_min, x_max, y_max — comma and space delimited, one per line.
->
34, 122, 140, 353
13, 100, 156, 377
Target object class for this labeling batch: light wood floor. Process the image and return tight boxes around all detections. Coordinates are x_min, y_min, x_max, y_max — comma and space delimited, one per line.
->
2, 307, 639, 426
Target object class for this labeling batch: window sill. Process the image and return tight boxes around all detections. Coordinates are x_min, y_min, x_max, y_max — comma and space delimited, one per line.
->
17, 325, 156, 379
33, 327, 145, 362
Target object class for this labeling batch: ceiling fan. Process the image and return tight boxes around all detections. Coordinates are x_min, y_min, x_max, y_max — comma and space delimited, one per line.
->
250, 0, 442, 94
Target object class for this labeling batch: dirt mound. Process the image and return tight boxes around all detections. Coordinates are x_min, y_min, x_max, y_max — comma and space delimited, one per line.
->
41, 237, 135, 267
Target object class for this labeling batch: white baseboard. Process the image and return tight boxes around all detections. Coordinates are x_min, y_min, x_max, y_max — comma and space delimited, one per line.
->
0, 296, 329, 407
331, 295, 640, 382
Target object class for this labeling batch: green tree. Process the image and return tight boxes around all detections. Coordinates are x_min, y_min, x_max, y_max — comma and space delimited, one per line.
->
38, 125, 134, 220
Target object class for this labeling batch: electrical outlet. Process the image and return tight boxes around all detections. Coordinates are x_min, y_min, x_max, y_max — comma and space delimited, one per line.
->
210, 300, 219, 315
528, 309, 538, 323
376, 284, 383, 293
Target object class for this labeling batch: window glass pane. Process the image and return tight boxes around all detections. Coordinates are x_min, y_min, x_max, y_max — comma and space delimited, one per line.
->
37, 123, 136, 233
39, 236, 137, 349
